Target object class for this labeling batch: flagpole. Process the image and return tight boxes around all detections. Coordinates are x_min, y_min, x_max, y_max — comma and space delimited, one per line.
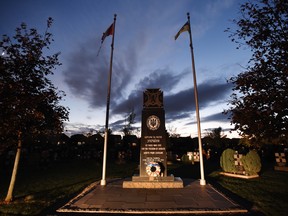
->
187, 12, 206, 186
101, 14, 117, 186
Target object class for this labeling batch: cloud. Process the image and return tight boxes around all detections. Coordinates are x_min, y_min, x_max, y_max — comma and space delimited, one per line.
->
164, 80, 232, 121
61, 0, 237, 134
111, 68, 188, 115
64, 122, 101, 136
190, 0, 235, 36
109, 69, 232, 131
202, 112, 230, 123
63, 36, 139, 109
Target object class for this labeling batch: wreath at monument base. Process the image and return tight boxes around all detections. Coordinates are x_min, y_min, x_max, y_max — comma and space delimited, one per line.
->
146, 162, 161, 177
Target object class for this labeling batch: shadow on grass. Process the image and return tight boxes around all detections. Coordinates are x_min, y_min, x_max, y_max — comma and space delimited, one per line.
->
15, 177, 96, 200
0, 160, 138, 215
40, 181, 99, 216
206, 175, 264, 216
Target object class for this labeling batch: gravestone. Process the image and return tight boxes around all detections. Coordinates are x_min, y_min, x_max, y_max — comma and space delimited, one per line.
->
275, 152, 286, 166
274, 152, 288, 172
123, 89, 183, 188
193, 151, 200, 162
186, 151, 199, 164
234, 153, 244, 174
234, 153, 243, 166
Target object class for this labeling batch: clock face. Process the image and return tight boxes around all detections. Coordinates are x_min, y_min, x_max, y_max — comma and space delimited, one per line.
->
146, 115, 160, 131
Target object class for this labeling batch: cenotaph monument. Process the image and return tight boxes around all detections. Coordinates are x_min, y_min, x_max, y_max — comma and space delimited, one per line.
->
123, 89, 183, 188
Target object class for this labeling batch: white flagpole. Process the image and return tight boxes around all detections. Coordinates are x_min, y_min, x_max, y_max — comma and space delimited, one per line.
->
101, 14, 117, 186
187, 12, 206, 186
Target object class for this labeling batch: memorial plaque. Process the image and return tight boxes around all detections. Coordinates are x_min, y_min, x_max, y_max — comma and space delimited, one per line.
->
140, 89, 167, 177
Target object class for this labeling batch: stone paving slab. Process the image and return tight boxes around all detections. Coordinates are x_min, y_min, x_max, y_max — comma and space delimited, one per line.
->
57, 178, 248, 214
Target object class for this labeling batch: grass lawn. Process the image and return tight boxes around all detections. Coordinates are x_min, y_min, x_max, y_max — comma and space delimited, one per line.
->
208, 166, 288, 216
0, 159, 137, 215
1, 159, 288, 215
170, 161, 288, 216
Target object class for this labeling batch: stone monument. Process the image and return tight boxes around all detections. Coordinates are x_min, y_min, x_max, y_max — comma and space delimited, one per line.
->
123, 88, 183, 188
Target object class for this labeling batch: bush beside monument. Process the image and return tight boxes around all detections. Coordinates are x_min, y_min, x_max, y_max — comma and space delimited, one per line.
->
220, 148, 261, 179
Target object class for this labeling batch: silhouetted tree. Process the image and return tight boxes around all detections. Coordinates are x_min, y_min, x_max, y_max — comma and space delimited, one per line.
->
225, 0, 288, 146
167, 125, 180, 138
0, 18, 69, 203
204, 127, 227, 149
122, 108, 136, 136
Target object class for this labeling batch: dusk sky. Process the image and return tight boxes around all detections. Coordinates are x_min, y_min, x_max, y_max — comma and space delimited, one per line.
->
1, 0, 251, 138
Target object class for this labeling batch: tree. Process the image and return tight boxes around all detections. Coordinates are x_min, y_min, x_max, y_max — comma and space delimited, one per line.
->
225, 0, 288, 146
167, 125, 180, 138
204, 127, 227, 149
122, 108, 136, 136
0, 18, 69, 203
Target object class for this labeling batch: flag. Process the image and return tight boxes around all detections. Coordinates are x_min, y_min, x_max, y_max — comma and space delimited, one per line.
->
101, 23, 114, 43
174, 21, 190, 40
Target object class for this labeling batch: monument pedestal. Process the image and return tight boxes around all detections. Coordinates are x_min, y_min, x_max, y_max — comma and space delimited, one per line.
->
123, 176, 184, 188
132, 175, 175, 181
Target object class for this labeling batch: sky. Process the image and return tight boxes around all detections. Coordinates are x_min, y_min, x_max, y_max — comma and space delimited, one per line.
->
0, 0, 251, 138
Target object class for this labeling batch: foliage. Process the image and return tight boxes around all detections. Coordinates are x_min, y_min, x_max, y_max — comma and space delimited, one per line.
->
204, 127, 227, 149
122, 108, 136, 136
241, 150, 262, 175
225, 0, 288, 146
238, 136, 254, 148
220, 148, 262, 176
220, 148, 237, 173
167, 125, 180, 138
0, 18, 69, 147
0, 18, 69, 203
181, 154, 190, 164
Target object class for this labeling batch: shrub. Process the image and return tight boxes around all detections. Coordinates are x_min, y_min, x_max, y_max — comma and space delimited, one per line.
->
181, 154, 190, 164
241, 150, 261, 175
220, 148, 237, 173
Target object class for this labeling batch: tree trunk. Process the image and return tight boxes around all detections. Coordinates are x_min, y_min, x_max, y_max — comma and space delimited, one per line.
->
5, 131, 22, 203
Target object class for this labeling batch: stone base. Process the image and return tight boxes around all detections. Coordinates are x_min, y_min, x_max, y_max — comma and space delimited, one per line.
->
123, 177, 184, 188
220, 172, 259, 179
132, 175, 175, 182
274, 166, 288, 172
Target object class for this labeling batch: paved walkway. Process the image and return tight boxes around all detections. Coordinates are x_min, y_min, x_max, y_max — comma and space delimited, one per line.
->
57, 178, 248, 215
